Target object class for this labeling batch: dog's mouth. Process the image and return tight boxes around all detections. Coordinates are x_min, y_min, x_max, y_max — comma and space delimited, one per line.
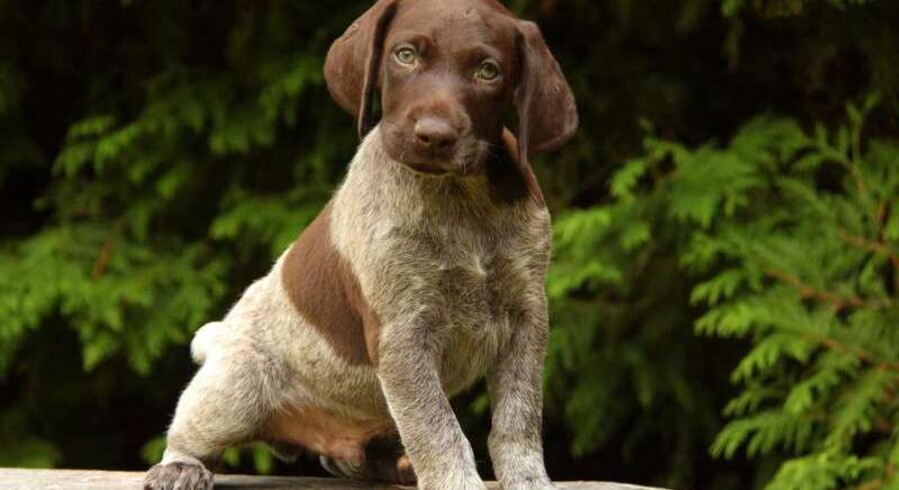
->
400, 153, 484, 177
404, 162, 450, 176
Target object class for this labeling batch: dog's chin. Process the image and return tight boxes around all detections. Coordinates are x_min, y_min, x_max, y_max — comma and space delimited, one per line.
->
391, 148, 488, 178
403, 161, 450, 176
400, 155, 486, 177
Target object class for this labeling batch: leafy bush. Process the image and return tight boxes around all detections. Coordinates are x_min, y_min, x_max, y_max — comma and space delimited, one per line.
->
550, 96, 899, 489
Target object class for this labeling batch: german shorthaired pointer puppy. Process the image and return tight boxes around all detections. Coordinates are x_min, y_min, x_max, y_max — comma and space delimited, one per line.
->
143, 0, 577, 488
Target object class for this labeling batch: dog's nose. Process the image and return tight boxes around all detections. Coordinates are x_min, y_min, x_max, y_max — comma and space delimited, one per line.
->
414, 117, 458, 153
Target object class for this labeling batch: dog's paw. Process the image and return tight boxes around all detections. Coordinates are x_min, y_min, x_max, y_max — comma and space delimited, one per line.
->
143, 462, 213, 490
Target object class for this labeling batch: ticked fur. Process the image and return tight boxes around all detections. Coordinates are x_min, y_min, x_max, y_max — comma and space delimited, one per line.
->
154, 127, 552, 490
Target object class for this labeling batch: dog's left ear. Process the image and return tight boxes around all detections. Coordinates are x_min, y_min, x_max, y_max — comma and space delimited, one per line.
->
513, 20, 578, 204
325, 0, 399, 139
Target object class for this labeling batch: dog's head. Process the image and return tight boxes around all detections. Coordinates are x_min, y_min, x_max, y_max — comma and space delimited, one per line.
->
325, 0, 577, 202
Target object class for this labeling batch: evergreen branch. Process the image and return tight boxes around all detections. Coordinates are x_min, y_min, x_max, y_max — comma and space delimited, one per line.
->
849, 165, 869, 196
765, 268, 898, 368
879, 202, 899, 294
835, 155, 870, 197
871, 202, 899, 294
91, 221, 124, 280
838, 229, 899, 271
856, 480, 881, 490
855, 461, 896, 490
91, 238, 115, 280
810, 336, 899, 373
766, 268, 868, 312
876, 201, 889, 232
837, 229, 899, 267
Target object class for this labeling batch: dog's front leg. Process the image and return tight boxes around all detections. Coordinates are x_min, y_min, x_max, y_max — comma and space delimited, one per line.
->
487, 295, 556, 490
378, 317, 486, 490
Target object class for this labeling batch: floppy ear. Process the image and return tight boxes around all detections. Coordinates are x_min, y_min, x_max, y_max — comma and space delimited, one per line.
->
513, 20, 578, 204
324, 0, 399, 138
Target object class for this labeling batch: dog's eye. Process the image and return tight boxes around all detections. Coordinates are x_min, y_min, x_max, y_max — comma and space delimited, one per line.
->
395, 47, 417, 65
476, 61, 501, 81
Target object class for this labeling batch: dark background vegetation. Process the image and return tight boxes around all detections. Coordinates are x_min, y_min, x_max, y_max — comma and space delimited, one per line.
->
1, 1, 897, 489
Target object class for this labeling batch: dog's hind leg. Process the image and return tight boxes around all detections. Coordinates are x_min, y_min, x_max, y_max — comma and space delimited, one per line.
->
144, 345, 286, 490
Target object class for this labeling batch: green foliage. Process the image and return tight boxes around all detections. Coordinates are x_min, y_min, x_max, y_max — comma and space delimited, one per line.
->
0, 224, 228, 374
549, 97, 899, 488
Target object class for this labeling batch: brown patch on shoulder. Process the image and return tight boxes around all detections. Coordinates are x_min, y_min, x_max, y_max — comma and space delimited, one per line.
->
281, 203, 381, 366
485, 128, 534, 205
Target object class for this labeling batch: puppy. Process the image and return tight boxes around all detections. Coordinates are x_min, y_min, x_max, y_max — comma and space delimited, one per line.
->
143, 0, 577, 489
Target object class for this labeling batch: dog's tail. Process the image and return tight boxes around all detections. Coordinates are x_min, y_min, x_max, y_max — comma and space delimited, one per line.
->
190, 321, 226, 365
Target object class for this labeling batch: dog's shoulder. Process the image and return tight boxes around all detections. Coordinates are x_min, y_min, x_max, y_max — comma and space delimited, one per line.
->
280, 202, 380, 366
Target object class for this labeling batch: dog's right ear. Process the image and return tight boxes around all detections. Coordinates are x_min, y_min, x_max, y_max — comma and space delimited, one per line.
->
510, 20, 578, 205
325, 0, 399, 139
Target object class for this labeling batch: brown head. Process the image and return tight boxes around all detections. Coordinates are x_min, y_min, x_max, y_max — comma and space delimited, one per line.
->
324, 0, 578, 203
